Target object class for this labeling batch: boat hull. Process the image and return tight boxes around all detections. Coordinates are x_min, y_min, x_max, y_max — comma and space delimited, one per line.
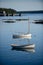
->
13, 34, 32, 39
11, 44, 35, 49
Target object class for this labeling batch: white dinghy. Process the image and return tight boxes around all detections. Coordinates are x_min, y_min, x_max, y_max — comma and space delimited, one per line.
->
13, 34, 31, 39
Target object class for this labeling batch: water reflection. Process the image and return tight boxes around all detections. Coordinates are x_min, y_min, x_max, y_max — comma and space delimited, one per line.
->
11, 47, 35, 53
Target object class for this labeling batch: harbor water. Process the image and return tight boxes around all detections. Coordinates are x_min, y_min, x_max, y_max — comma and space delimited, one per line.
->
0, 13, 43, 65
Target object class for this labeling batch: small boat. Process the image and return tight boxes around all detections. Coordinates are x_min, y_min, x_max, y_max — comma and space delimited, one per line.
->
11, 44, 35, 49
13, 34, 32, 39
2, 19, 16, 23
34, 20, 43, 24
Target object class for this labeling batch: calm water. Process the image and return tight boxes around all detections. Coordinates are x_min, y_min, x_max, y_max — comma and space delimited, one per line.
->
0, 13, 43, 65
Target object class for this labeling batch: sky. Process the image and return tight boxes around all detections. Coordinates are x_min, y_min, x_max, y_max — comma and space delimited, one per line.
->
0, 0, 43, 11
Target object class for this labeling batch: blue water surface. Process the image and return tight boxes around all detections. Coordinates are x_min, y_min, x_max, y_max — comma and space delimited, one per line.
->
0, 13, 43, 65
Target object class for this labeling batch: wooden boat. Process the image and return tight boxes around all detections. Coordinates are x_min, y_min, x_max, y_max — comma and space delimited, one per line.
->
11, 44, 35, 49
13, 34, 31, 39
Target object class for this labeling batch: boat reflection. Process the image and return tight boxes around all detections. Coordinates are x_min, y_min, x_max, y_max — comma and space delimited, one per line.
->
11, 47, 35, 53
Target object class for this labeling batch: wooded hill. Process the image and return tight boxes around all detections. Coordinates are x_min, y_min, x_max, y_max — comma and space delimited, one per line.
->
0, 8, 17, 14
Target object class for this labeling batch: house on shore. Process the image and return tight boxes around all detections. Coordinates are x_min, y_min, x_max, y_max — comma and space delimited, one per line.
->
0, 11, 6, 16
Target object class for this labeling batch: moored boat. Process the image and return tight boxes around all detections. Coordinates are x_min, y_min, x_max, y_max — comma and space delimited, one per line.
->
13, 34, 32, 39
2, 19, 16, 23
34, 20, 43, 24
11, 44, 35, 49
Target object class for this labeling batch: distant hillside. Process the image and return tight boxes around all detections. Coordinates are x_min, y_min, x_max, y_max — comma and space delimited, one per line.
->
0, 8, 43, 16
0, 8, 17, 14
17, 10, 43, 13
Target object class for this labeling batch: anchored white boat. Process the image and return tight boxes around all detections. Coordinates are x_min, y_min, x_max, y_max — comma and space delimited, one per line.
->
13, 34, 31, 39
11, 44, 35, 49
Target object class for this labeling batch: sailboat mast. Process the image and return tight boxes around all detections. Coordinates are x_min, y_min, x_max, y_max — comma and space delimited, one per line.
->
28, 19, 30, 34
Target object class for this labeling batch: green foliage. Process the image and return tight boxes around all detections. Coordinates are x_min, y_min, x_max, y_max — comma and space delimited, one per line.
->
0, 8, 17, 14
